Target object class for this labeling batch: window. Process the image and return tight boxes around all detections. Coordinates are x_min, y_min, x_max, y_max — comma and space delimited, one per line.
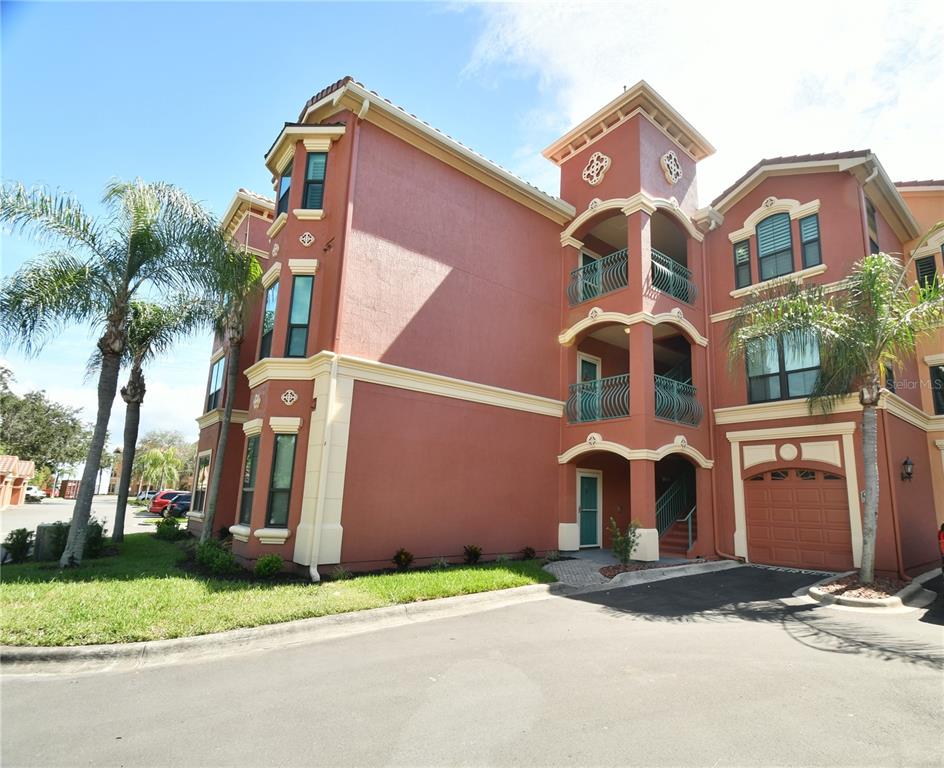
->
916, 256, 937, 288
277, 164, 292, 216
285, 276, 313, 357
733, 240, 751, 288
238, 436, 259, 526
883, 364, 896, 394
931, 365, 944, 416
266, 434, 297, 528
302, 152, 327, 210
205, 358, 224, 411
756, 213, 793, 280
799, 214, 821, 268
193, 453, 210, 514
866, 199, 880, 254
259, 282, 279, 359
797, 470, 816, 480
747, 333, 820, 403
771, 470, 789, 480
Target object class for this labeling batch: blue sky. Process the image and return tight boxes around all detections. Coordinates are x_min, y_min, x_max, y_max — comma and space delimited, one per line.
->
3, 1, 942, 446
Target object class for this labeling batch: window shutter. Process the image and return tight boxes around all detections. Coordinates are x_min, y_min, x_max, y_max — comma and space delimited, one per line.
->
306, 152, 327, 181
916, 256, 937, 286
734, 241, 750, 264
799, 215, 819, 243
757, 213, 792, 257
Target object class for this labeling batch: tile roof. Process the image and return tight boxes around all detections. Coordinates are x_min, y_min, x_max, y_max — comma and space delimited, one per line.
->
0, 456, 15, 473
237, 188, 274, 207
895, 179, 944, 187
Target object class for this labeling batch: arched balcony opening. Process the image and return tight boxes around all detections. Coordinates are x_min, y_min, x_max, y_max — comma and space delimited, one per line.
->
653, 323, 703, 427
655, 454, 697, 555
567, 212, 629, 306
650, 210, 696, 304
567, 323, 630, 423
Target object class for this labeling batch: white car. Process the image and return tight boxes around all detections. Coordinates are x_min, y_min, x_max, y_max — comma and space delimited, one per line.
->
25, 485, 47, 502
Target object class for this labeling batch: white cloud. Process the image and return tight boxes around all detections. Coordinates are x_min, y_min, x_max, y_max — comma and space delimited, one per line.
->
468, 1, 944, 202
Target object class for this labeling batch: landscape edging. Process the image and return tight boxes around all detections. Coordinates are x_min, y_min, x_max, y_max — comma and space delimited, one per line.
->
806, 567, 938, 609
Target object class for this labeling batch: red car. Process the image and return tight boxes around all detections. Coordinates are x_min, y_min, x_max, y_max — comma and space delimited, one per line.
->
149, 490, 185, 516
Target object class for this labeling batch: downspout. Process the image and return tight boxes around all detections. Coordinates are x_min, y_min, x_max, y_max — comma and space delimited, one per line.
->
879, 407, 909, 580
307, 352, 339, 582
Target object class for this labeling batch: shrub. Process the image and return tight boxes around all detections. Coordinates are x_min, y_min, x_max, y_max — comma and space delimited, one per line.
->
392, 548, 414, 571
463, 545, 482, 565
3, 528, 33, 564
494, 554, 509, 566
520, 546, 536, 560
609, 518, 641, 565
254, 554, 283, 579
195, 539, 239, 575
154, 516, 184, 541
331, 564, 353, 581
46, 521, 70, 561
83, 518, 107, 559
543, 550, 560, 562
431, 557, 450, 571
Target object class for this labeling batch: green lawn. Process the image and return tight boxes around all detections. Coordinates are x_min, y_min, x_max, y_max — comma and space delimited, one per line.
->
0, 534, 555, 646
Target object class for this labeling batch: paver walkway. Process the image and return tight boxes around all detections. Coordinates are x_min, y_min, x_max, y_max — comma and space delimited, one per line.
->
543, 557, 609, 586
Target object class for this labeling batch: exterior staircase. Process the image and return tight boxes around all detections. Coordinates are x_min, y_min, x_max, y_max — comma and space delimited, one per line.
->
655, 478, 696, 557
660, 516, 697, 556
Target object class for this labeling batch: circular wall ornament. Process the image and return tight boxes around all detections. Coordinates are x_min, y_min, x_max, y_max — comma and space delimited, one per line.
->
588, 197, 602, 210
586, 432, 602, 447
581, 152, 612, 187
763, 196, 777, 208
281, 389, 299, 406
588, 306, 603, 319
299, 232, 315, 248
252, 394, 261, 409
660, 151, 683, 185
779, 443, 798, 461
271, 244, 280, 257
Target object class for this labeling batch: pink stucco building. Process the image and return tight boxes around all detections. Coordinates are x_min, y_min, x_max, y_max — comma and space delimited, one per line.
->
188, 77, 944, 580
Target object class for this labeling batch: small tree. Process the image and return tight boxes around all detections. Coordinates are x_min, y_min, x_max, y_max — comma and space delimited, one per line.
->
608, 518, 641, 564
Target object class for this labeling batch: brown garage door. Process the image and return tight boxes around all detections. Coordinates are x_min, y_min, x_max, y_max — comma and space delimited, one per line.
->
744, 468, 853, 571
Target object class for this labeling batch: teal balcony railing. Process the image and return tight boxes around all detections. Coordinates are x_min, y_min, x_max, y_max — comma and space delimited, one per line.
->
654, 374, 703, 426
565, 374, 630, 423
567, 249, 628, 305
651, 248, 696, 304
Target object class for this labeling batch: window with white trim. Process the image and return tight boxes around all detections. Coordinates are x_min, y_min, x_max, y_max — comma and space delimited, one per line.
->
756, 213, 794, 280
733, 240, 751, 288
746, 333, 820, 403
205, 358, 224, 411
799, 214, 821, 268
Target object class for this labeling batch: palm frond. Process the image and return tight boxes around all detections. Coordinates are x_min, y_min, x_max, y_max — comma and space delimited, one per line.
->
0, 183, 104, 256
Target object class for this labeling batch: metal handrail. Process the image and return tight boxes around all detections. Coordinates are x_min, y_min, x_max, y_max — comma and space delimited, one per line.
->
564, 373, 630, 423
567, 249, 629, 305
679, 505, 697, 551
655, 480, 686, 535
651, 247, 697, 304
654, 374, 703, 426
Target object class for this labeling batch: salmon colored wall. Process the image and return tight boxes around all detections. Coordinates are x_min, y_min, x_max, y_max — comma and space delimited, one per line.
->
338, 382, 560, 570
578, 337, 629, 377
637, 118, 698, 215
231, 211, 273, 255
559, 117, 641, 213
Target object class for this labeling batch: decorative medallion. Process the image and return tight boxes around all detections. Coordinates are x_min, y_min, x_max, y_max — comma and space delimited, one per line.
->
588, 306, 603, 319
763, 196, 777, 208
581, 152, 611, 187
271, 243, 280, 258
660, 151, 683, 185
779, 443, 798, 461
252, 393, 261, 409
588, 197, 602, 210
674, 435, 688, 448
280, 389, 299, 406
586, 432, 602, 447
671, 307, 684, 320
299, 232, 315, 248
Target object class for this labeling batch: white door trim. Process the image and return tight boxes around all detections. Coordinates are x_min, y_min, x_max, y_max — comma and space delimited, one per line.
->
576, 468, 603, 548
577, 351, 602, 381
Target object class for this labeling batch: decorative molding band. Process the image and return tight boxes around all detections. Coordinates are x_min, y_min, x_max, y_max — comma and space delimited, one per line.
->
711, 278, 849, 323
264, 125, 346, 176
726, 422, 857, 442
913, 227, 944, 259
242, 418, 264, 437
558, 436, 713, 468
293, 209, 324, 221
727, 198, 821, 243
253, 527, 292, 545
923, 353, 944, 367
266, 213, 288, 240
728, 264, 828, 300
244, 245, 270, 260
261, 261, 282, 288
561, 192, 704, 244
245, 358, 322, 389
269, 416, 302, 434
559, 309, 708, 347
196, 408, 249, 430
186, 510, 205, 521
288, 258, 320, 275
229, 524, 251, 543
561, 235, 584, 249
209, 347, 225, 365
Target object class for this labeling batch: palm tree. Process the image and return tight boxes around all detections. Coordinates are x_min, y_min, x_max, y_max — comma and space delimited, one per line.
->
729, 223, 944, 583
0, 180, 220, 566
111, 299, 210, 543
200, 246, 262, 542
138, 447, 184, 493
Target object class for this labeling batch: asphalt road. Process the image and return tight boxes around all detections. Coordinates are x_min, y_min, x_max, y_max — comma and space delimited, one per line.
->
0, 495, 161, 538
3, 567, 942, 768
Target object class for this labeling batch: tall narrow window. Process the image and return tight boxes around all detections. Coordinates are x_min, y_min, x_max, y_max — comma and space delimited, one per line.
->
883, 364, 896, 394
285, 276, 313, 357
277, 164, 292, 216
238, 436, 259, 526
916, 256, 937, 288
205, 358, 224, 411
866, 199, 880, 254
259, 281, 279, 359
303, 152, 327, 210
733, 240, 751, 288
756, 213, 793, 280
931, 365, 944, 416
266, 434, 297, 528
799, 214, 821, 268
193, 453, 210, 514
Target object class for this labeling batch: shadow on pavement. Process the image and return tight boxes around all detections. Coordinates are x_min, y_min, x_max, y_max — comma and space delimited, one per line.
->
918, 574, 943, 627
568, 566, 944, 670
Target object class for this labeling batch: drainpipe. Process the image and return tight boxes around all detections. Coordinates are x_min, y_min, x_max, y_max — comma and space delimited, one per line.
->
307, 352, 339, 582
879, 408, 909, 580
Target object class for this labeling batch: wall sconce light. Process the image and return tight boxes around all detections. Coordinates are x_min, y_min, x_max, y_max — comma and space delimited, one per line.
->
901, 457, 914, 481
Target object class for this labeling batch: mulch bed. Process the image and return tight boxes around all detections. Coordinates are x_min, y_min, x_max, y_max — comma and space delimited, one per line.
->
599, 560, 699, 579
815, 573, 910, 600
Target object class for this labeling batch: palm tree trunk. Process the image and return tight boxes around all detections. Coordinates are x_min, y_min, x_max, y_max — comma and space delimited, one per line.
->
201, 340, 241, 542
59, 350, 122, 567
113, 368, 145, 545
859, 400, 880, 584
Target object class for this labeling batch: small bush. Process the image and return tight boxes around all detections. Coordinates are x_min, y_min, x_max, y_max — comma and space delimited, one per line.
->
463, 545, 482, 565
195, 539, 239, 575
392, 548, 414, 571
331, 564, 353, 581
154, 516, 183, 541
543, 550, 560, 562
46, 522, 70, 561
520, 546, 536, 560
3, 528, 33, 564
83, 518, 107, 559
609, 518, 641, 565
254, 554, 283, 579
494, 554, 509, 566
431, 557, 450, 571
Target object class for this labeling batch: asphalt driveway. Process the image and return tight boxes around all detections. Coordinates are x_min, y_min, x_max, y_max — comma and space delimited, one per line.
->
3, 566, 942, 768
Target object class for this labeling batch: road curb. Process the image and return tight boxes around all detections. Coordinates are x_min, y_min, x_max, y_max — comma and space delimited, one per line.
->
806, 568, 939, 609
572, 559, 745, 594
0, 582, 568, 675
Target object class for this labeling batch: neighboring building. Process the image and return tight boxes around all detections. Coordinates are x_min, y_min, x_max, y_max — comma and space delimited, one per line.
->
0, 455, 36, 508
188, 76, 944, 579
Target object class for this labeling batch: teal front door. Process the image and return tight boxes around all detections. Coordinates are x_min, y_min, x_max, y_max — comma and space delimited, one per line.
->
579, 473, 599, 547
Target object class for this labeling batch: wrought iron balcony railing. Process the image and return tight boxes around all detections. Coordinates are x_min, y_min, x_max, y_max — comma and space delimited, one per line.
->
567, 249, 628, 306
653, 374, 703, 426
565, 374, 630, 423
651, 248, 696, 304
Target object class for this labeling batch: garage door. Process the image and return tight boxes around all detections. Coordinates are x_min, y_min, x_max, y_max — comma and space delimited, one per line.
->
744, 468, 853, 571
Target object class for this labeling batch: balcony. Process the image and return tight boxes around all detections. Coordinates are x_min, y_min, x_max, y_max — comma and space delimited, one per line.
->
565, 374, 630, 423
654, 374, 703, 426
651, 248, 696, 304
567, 249, 628, 306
